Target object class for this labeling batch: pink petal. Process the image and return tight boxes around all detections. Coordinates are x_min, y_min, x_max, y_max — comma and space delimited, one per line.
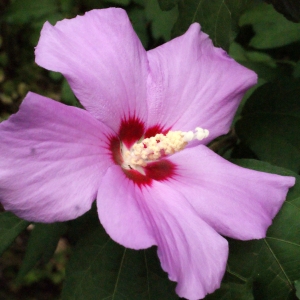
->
166, 146, 295, 240
0, 92, 114, 222
35, 8, 149, 132
146, 24, 257, 143
142, 181, 228, 300
97, 165, 156, 249
97, 166, 228, 299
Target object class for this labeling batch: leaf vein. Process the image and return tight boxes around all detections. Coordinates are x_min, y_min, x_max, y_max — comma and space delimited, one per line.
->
266, 237, 300, 248
112, 248, 127, 300
192, 0, 204, 23
263, 239, 293, 289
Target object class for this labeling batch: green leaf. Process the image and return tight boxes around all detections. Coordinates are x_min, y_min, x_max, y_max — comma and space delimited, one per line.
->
61, 227, 177, 300
0, 212, 29, 256
295, 280, 300, 299
265, 0, 300, 23
293, 60, 300, 78
60, 0, 75, 13
66, 204, 100, 244
3, 0, 58, 24
102, 0, 131, 5
61, 79, 78, 106
158, 0, 179, 11
17, 222, 68, 282
241, 78, 300, 118
173, 0, 250, 51
240, 2, 300, 49
206, 281, 254, 300
49, 71, 63, 82
232, 159, 296, 176
132, 0, 145, 6
229, 42, 282, 81
145, 0, 178, 41
235, 78, 300, 172
227, 160, 299, 300
128, 8, 149, 48
236, 113, 300, 172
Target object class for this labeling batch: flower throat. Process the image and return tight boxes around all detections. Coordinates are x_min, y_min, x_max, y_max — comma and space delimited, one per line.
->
109, 118, 209, 186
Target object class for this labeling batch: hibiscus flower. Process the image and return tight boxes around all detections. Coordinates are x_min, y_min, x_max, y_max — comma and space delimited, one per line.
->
0, 8, 295, 300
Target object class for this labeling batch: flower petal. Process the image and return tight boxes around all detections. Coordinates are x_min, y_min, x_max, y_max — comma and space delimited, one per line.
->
147, 24, 257, 143
0, 92, 114, 222
35, 8, 149, 132
142, 181, 228, 300
166, 146, 295, 240
97, 165, 228, 300
97, 165, 156, 249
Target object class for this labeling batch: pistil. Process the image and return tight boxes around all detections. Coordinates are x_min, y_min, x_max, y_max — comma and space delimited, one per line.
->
122, 127, 209, 169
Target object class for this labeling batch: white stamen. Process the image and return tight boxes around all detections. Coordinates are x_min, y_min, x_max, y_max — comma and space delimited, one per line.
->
122, 127, 209, 168
195, 127, 209, 140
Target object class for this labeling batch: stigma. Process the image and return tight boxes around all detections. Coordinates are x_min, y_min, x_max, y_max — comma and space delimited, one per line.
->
122, 127, 209, 169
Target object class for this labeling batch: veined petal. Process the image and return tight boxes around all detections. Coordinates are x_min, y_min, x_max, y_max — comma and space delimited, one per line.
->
35, 8, 149, 132
147, 24, 257, 143
141, 182, 228, 300
97, 165, 228, 299
97, 165, 156, 249
0, 93, 114, 222
166, 146, 295, 240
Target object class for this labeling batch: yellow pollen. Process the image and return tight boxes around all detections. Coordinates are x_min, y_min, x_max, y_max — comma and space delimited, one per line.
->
122, 127, 209, 168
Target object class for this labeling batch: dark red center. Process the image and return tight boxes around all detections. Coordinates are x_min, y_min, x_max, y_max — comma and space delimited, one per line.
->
109, 116, 176, 187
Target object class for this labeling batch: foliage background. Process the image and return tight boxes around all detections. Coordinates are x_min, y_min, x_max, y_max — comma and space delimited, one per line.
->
1, 0, 300, 299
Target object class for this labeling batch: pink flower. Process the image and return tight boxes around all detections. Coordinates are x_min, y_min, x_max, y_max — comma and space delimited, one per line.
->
0, 8, 295, 300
